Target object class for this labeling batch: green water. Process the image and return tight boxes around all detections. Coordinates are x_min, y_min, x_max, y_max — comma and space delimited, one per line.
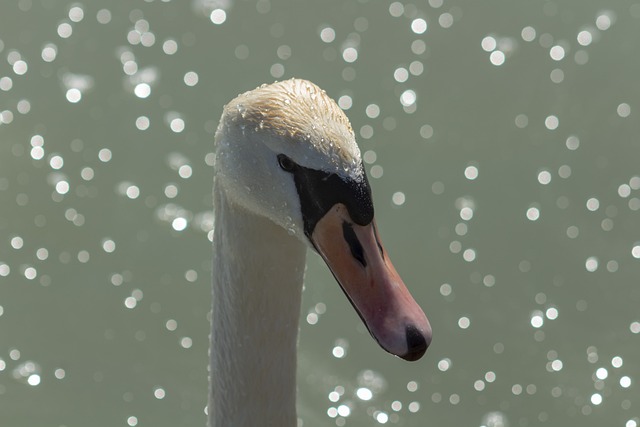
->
1, 1, 639, 426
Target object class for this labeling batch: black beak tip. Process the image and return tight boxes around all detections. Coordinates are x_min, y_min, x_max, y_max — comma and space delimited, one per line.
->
401, 324, 431, 362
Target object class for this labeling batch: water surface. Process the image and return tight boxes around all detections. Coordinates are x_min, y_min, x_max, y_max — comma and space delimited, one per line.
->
1, 1, 639, 426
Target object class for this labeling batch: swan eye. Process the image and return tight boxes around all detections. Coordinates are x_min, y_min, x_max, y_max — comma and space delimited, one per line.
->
277, 154, 296, 172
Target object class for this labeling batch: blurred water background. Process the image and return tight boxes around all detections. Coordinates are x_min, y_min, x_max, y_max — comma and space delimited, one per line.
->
1, 1, 640, 426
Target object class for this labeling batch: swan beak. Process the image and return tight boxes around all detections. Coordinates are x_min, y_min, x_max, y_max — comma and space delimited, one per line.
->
310, 204, 432, 361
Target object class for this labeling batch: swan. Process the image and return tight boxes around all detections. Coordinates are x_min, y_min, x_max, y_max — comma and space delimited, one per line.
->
210, 78, 432, 426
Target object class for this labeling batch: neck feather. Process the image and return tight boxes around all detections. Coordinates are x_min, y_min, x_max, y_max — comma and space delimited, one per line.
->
209, 184, 306, 427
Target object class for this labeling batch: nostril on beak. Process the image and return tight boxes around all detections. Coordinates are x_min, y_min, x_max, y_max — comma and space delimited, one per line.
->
401, 324, 430, 361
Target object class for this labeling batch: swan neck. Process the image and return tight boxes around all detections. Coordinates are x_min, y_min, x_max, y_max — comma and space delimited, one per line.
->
209, 185, 306, 427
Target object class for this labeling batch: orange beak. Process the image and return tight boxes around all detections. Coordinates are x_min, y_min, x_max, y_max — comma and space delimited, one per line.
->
310, 203, 432, 361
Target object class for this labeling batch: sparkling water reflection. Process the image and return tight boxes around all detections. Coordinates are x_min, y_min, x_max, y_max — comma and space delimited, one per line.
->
2, 1, 640, 426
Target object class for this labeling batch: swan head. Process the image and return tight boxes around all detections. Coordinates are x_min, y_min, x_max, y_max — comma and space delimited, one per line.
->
215, 78, 431, 361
